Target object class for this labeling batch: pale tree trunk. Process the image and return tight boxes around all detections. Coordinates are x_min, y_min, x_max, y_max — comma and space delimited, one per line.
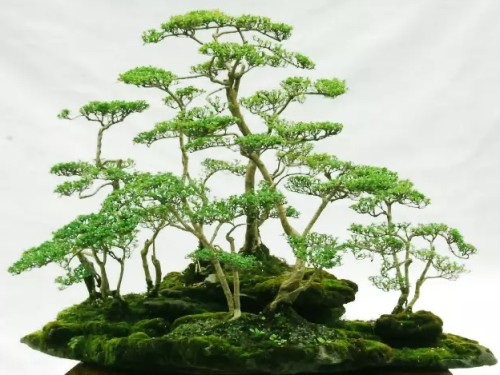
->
196, 232, 235, 314
151, 238, 162, 296
242, 160, 260, 254
140, 239, 154, 293
141, 229, 162, 294
232, 270, 241, 319
116, 258, 125, 297
212, 258, 235, 315
93, 252, 110, 299
227, 231, 242, 320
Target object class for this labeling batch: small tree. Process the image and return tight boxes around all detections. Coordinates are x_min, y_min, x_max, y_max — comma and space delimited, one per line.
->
9, 210, 139, 299
347, 180, 477, 314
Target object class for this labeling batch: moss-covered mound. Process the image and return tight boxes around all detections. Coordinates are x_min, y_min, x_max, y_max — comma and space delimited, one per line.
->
374, 311, 443, 348
21, 271, 496, 374
159, 268, 357, 326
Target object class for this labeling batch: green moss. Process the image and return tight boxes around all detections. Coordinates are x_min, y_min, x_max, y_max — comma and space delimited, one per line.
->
337, 320, 377, 339
172, 312, 230, 330
374, 310, 443, 348
19, 272, 496, 374
82, 321, 131, 337
131, 318, 170, 337
160, 272, 184, 289
439, 333, 482, 357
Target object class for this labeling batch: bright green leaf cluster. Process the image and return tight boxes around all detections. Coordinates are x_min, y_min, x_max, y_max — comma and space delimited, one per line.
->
188, 247, 256, 270
8, 241, 70, 275
78, 100, 149, 125
119, 66, 176, 91
288, 232, 343, 270
143, 10, 293, 44
351, 179, 430, 216
164, 86, 205, 109
235, 133, 285, 153
275, 121, 343, 142
201, 158, 246, 181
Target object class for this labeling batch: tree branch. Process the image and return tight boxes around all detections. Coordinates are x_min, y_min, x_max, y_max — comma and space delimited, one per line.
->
79, 182, 113, 199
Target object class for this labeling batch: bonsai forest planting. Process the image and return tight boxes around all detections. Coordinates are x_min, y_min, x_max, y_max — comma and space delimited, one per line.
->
8, 10, 497, 374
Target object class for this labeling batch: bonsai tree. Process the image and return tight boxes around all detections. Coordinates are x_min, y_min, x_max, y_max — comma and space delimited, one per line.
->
118, 10, 403, 312
346, 180, 477, 314
9, 210, 139, 299
8, 10, 477, 320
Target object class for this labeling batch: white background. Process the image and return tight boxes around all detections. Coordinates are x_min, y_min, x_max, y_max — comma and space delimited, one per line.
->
0, 1, 498, 374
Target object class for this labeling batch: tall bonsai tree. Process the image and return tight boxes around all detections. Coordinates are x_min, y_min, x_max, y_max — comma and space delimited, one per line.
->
119, 10, 403, 312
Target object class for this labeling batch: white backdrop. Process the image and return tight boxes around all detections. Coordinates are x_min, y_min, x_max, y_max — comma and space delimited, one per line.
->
1, 1, 498, 374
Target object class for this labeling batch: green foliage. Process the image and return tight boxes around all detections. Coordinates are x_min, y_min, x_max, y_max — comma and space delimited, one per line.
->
241, 77, 346, 118
8, 240, 70, 275
188, 248, 256, 271
142, 10, 293, 44
133, 109, 239, 148
53, 212, 139, 252
201, 158, 246, 181
272, 120, 343, 143
60, 100, 149, 125
50, 160, 134, 197
119, 66, 176, 90
55, 264, 94, 289
163, 86, 205, 109
351, 179, 430, 216
288, 233, 343, 270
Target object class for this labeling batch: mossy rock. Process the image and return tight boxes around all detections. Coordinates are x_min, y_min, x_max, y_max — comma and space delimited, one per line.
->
131, 318, 170, 337
245, 270, 357, 323
142, 297, 219, 321
374, 310, 443, 348
21, 300, 497, 374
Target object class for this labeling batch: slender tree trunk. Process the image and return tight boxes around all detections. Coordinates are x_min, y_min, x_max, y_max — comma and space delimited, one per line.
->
151, 238, 162, 296
212, 258, 235, 314
232, 270, 241, 319
116, 258, 125, 297
179, 132, 191, 182
242, 160, 260, 254
97, 263, 110, 298
386, 203, 407, 313
141, 239, 154, 293
96, 127, 105, 167
93, 251, 110, 298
